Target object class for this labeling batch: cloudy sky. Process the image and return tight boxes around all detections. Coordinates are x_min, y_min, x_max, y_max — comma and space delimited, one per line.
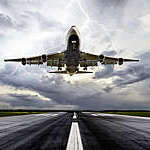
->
0, 0, 150, 110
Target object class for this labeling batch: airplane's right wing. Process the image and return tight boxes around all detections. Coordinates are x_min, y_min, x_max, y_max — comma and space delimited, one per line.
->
102, 56, 139, 65
4, 52, 65, 67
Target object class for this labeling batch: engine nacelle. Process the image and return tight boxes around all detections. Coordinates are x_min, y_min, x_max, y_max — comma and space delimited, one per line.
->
99, 54, 104, 63
41, 54, 47, 63
22, 58, 26, 65
118, 58, 123, 65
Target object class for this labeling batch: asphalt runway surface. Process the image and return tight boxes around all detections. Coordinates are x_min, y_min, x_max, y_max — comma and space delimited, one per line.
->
0, 112, 150, 150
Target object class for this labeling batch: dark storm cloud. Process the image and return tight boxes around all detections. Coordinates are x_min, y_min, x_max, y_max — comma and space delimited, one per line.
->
94, 65, 114, 79
94, 50, 150, 89
0, 64, 107, 109
0, 64, 74, 106
94, 64, 150, 87
112, 50, 150, 87
0, 64, 64, 94
0, 63, 120, 109
67, 92, 147, 110
0, 13, 14, 28
102, 86, 113, 93
7, 93, 54, 108
113, 65, 150, 87
0, 62, 150, 110
0, 93, 57, 109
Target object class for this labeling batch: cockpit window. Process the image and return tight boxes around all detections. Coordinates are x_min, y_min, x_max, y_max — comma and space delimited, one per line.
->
72, 41, 76, 43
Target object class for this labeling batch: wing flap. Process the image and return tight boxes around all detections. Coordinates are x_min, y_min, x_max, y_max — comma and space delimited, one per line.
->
47, 60, 65, 67
79, 60, 98, 67
103, 57, 118, 65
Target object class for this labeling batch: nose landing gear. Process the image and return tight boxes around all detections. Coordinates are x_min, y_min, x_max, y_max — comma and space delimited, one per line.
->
83, 65, 87, 70
58, 67, 62, 70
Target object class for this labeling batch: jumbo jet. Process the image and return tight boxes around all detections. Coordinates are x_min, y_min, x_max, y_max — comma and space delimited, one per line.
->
4, 26, 139, 76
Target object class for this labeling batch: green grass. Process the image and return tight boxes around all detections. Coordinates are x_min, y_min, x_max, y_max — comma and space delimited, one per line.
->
0, 111, 45, 117
107, 112, 150, 117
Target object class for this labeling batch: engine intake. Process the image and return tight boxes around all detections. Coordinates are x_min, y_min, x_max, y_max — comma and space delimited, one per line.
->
22, 58, 26, 65
118, 58, 123, 65
99, 54, 104, 63
41, 54, 47, 63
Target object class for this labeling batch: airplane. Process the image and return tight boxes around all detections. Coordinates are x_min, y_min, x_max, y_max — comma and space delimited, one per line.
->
4, 25, 139, 76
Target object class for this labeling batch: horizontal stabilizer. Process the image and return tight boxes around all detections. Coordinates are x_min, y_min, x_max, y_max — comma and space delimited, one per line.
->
49, 71, 67, 74
49, 71, 93, 74
76, 71, 93, 74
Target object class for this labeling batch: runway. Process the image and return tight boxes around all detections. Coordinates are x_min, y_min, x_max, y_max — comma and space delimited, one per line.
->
0, 112, 150, 150
0, 112, 73, 150
78, 113, 150, 150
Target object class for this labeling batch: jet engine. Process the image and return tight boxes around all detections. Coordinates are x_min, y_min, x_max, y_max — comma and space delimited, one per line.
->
22, 58, 26, 65
99, 54, 104, 63
118, 58, 123, 65
41, 54, 47, 63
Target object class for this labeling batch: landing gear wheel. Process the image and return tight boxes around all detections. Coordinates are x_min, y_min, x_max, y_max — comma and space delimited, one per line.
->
83, 66, 87, 70
58, 67, 62, 71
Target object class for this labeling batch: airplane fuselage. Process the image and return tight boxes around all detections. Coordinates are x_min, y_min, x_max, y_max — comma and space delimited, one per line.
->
65, 26, 80, 75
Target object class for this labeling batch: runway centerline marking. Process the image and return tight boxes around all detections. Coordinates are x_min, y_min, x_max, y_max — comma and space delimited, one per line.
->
73, 112, 77, 119
66, 112, 83, 150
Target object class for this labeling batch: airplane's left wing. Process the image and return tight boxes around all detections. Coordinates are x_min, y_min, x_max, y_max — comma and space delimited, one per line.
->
4, 52, 65, 66
80, 51, 139, 66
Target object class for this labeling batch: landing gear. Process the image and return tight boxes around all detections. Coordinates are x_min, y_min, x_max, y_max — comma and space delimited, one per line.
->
83, 66, 87, 70
58, 67, 62, 70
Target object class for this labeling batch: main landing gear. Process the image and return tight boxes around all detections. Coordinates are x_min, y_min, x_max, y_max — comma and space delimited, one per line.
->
83, 66, 87, 70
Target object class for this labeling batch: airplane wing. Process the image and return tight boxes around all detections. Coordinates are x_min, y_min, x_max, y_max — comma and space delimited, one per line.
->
80, 52, 139, 66
4, 52, 65, 67
80, 52, 99, 67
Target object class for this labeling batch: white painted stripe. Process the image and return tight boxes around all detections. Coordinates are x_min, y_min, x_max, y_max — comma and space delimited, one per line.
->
91, 113, 98, 116
73, 112, 77, 119
66, 123, 83, 150
66, 113, 83, 150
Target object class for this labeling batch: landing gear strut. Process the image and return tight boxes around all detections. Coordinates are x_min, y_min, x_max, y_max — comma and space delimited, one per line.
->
83, 66, 87, 70
58, 67, 62, 70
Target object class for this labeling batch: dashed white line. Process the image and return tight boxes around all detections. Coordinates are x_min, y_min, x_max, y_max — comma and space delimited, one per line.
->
66, 112, 83, 150
73, 112, 77, 119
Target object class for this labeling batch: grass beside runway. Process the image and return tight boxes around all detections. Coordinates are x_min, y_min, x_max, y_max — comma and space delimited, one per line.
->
0, 111, 45, 117
107, 111, 150, 117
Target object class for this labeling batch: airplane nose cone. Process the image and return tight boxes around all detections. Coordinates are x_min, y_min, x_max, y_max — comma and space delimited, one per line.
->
69, 26, 79, 36
70, 27, 77, 33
